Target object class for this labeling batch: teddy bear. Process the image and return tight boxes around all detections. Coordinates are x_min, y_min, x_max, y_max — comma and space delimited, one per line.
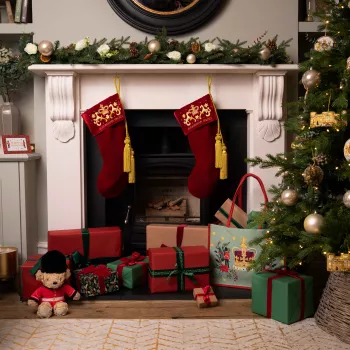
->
28, 250, 81, 318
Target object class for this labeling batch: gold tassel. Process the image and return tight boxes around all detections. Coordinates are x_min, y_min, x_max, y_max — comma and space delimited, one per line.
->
220, 144, 228, 180
215, 133, 223, 169
128, 150, 135, 183
124, 135, 131, 173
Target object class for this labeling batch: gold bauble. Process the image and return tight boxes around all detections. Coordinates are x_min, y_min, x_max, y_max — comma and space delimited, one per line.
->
304, 213, 324, 234
281, 189, 298, 206
259, 47, 271, 61
302, 165, 324, 185
302, 69, 321, 90
148, 40, 161, 53
38, 40, 54, 57
186, 54, 196, 64
343, 190, 350, 208
191, 42, 201, 54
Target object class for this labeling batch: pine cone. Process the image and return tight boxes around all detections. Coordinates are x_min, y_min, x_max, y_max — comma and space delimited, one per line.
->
130, 48, 139, 57
266, 39, 277, 52
169, 40, 178, 47
191, 42, 201, 54
130, 42, 137, 48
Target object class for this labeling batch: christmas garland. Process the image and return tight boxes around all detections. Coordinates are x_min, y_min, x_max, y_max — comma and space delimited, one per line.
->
17, 30, 293, 67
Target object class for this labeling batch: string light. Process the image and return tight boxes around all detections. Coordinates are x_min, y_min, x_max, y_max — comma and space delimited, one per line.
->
336, 129, 340, 132
327, 129, 330, 132
336, 166, 339, 170
329, 64, 332, 67
299, 262, 302, 265
300, 245, 303, 249
323, 251, 327, 255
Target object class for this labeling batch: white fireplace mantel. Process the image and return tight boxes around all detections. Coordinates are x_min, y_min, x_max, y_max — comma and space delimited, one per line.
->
30, 64, 298, 232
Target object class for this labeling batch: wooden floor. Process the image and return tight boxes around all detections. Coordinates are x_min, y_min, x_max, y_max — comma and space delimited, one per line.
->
0, 292, 258, 319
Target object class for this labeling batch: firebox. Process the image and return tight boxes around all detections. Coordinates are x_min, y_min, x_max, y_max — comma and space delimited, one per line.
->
86, 109, 247, 255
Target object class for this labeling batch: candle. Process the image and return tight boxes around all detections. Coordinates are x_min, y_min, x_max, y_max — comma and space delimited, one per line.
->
308, 0, 311, 10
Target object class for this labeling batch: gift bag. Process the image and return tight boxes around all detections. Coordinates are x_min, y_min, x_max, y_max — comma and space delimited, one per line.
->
209, 173, 268, 289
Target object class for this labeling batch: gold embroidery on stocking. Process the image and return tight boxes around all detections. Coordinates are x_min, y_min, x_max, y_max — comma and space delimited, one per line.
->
91, 102, 122, 127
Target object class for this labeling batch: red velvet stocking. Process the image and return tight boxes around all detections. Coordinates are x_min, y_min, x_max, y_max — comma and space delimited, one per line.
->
174, 94, 222, 199
187, 122, 220, 199
95, 125, 128, 198
82, 94, 128, 198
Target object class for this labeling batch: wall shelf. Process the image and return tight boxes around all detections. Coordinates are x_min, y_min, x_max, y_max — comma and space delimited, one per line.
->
0, 23, 34, 35
299, 21, 323, 33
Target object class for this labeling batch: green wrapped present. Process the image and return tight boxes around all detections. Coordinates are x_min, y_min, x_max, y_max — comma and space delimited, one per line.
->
75, 264, 118, 297
252, 270, 314, 324
107, 252, 149, 289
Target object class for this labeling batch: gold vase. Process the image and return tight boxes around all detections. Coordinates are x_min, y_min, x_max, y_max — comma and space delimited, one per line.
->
0, 247, 18, 281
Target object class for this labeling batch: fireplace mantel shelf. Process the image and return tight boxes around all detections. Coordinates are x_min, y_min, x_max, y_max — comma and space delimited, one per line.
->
29, 64, 299, 76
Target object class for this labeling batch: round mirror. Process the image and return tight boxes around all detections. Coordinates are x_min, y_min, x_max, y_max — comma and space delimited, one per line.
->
107, 0, 222, 35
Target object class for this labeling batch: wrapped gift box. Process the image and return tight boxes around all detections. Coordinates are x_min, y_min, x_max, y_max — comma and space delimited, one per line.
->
75, 265, 119, 297
193, 286, 218, 308
21, 255, 71, 301
215, 199, 248, 228
146, 224, 209, 250
148, 246, 210, 293
252, 271, 314, 325
48, 227, 122, 260
107, 252, 149, 289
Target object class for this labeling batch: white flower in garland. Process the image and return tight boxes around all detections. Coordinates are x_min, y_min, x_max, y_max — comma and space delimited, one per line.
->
166, 51, 181, 61
24, 43, 38, 55
75, 38, 90, 51
204, 42, 217, 52
97, 44, 110, 57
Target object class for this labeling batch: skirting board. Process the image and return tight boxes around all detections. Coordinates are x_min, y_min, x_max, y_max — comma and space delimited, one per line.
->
37, 241, 48, 254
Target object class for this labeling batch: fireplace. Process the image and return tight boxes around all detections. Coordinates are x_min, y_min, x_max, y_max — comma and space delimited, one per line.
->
86, 109, 247, 254
28, 64, 298, 253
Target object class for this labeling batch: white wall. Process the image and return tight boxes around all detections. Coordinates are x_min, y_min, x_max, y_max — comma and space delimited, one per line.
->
26, 0, 299, 242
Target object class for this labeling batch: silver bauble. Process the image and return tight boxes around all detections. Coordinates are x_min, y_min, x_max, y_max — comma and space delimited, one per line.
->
281, 189, 298, 206
38, 40, 54, 56
343, 191, 350, 208
259, 47, 271, 61
148, 40, 161, 53
304, 213, 324, 234
344, 138, 350, 161
302, 69, 321, 90
186, 54, 196, 64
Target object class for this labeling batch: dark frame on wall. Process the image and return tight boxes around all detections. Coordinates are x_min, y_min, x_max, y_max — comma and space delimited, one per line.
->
106, 0, 222, 35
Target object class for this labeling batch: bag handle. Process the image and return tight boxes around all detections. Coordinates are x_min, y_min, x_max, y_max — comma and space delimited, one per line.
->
226, 173, 269, 228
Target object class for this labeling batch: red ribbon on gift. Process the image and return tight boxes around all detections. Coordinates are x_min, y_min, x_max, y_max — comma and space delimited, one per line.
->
194, 285, 215, 305
116, 252, 147, 286
76, 264, 111, 294
161, 224, 187, 248
265, 269, 305, 321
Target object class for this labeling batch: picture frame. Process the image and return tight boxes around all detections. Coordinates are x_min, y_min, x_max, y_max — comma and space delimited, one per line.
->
107, 0, 222, 35
1, 135, 32, 154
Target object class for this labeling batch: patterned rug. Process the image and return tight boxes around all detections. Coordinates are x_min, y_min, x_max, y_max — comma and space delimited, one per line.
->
0, 318, 349, 350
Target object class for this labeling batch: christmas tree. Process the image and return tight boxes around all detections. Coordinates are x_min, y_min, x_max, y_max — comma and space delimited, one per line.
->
248, 0, 350, 270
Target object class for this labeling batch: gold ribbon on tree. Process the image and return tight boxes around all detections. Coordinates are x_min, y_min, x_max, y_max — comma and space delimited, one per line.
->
114, 75, 135, 183
207, 76, 227, 180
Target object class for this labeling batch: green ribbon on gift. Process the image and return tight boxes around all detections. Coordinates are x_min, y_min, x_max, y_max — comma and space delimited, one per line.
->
148, 247, 210, 292
218, 208, 244, 228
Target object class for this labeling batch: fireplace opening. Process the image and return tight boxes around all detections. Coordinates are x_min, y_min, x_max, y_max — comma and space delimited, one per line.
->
86, 109, 247, 254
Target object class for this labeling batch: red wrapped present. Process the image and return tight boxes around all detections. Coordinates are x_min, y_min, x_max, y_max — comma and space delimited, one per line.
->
21, 255, 71, 301
148, 246, 210, 293
48, 227, 122, 261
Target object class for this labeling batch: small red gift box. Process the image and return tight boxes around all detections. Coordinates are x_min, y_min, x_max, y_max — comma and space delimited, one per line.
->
148, 246, 210, 293
21, 255, 71, 301
48, 227, 122, 260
